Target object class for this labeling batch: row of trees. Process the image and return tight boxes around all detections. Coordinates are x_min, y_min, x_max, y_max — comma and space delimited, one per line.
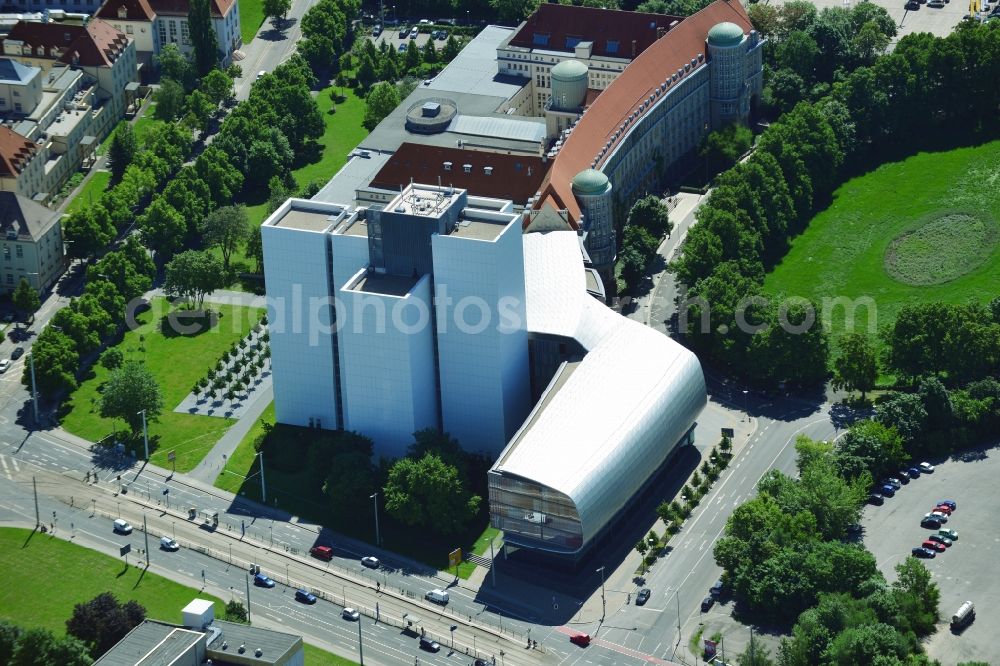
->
671, 20, 1000, 387
714, 436, 941, 665
616, 195, 672, 293
0, 622, 92, 666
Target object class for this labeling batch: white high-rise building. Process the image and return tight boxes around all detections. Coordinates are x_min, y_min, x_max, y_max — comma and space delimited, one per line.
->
261, 185, 530, 458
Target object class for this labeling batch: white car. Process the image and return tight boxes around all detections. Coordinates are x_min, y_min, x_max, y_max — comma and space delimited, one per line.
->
926, 511, 948, 524
409, 27, 419, 38
919, 462, 935, 473
160, 536, 180, 551
342, 607, 360, 621
0, 359, 10, 373
256, 70, 266, 80
361, 556, 380, 569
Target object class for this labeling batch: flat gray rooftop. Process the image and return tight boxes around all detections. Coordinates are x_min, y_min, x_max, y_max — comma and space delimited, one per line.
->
273, 208, 338, 232
93, 621, 202, 666
313, 150, 392, 206
207, 620, 301, 664
450, 217, 508, 241
426, 25, 527, 99
350, 273, 418, 297
334, 217, 369, 237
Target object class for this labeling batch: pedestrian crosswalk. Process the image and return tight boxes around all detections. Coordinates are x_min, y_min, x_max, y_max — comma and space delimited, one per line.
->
0, 453, 20, 479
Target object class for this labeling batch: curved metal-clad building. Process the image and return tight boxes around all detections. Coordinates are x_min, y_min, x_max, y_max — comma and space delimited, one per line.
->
488, 230, 707, 557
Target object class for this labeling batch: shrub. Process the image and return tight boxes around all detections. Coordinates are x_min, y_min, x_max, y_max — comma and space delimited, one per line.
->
691, 471, 702, 487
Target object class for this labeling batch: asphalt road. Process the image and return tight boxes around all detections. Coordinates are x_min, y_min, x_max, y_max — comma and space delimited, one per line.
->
234, 0, 314, 101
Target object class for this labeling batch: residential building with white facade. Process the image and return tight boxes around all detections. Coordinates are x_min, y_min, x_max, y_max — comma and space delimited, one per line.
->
0, 189, 65, 292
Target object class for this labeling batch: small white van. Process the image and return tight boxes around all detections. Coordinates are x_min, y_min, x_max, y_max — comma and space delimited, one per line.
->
425, 589, 449, 605
113, 519, 132, 534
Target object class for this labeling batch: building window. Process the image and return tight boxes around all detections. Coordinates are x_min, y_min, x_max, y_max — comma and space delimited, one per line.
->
181, 20, 189, 44
5, 275, 11, 285
169, 20, 177, 43
565, 35, 581, 48
2, 246, 8, 260
14, 103, 21, 112
606, 40, 618, 54
15, 246, 22, 259
126, 25, 133, 33
532, 33, 549, 46
158, 22, 166, 43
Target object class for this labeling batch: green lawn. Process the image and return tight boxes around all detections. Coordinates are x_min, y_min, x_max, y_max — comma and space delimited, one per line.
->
65, 171, 111, 214
239, 0, 265, 45
216, 402, 489, 578
133, 103, 165, 146
0, 528, 355, 665
763, 140, 1000, 357
60, 298, 264, 473
0, 527, 226, 634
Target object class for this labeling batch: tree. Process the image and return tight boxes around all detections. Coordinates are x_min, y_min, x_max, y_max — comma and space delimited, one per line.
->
22, 328, 78, 396
383, 453, 480, 534
139, 198, 186, 262
185, 90, 215, 132
489, 0, 537, 20
200, 205, 249, 270
200, 68, 234, 107
322, 431, 377, 517
63, 205, 115, 260
893, 557, 939, 635
874, 392, 928, 445
700, 122, 753, 175
224, 601, 249, 623
164, 250, 226, 310
363, 81, 400, 130
737, 637, 775, 666
245, 226, 264, 274
834, 420, 905, 481
853, 20, 890, 65
107, 124, 137, 183
10, 627, 92, 666
0, 620, 22, 664
100, 348, 124, 370
66, 592, 146, 659
443, 34, 462, 61
627, 195, 673, 238
403, 39, 422, 72
832, 333, 878, 399
747, 3, 780, 39
154, 79, 186, 120
12, 278, 40, 321
194, 146, 244, 206
99, 361, 163, 434
188, 0, 219, 76
156, 44, 196, 90
263, 0, 292, 22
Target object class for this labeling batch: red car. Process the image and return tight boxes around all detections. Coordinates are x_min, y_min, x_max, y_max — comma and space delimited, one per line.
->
570, 633, 591, 647
933, 505, 953, 515
310, 545, 334, 561
922, 539, 946, 553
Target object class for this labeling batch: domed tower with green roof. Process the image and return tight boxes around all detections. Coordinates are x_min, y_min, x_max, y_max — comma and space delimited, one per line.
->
571, 168, 615, 279
707, 21, 753, 126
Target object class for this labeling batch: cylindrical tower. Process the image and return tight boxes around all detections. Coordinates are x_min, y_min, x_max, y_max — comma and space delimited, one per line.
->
550, 59, 589, 111
707, 21, 747, 127
572, 168, 614, 290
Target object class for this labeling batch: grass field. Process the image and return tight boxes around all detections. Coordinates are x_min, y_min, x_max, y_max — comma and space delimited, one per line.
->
65, 171, 111, 214
60, 298, 264, 473
0, 527, 225, 634
215, 402, 494, 578
239, 0, 265, 45
0, 528, 355, 664
763, 140, 1000, 355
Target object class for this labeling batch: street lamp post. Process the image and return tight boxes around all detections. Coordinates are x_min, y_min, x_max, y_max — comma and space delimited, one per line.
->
357, 617, 365, 665
370, 492, 381, 547
257, 451, 267, 503
29, 352, 38, 424
138, 409, 149, 460
596, 566, 606, 620
742, 389, 749, 421
666, 587, 681, 656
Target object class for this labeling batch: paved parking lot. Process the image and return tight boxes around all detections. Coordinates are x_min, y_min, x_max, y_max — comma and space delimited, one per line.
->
770, 0, 971, 40
859, 446, 1000, 663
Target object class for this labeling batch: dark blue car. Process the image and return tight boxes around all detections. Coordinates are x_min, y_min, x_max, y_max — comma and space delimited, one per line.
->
294, 589, 317, 604
881, 485, 896, 497
253, 573, 275, 588
908, 467, 921, 478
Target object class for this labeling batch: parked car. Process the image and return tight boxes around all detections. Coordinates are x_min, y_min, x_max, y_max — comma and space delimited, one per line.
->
409, 26, 419, 38
436, 29, 448, 40
372, 24, 382, 36
908, 466, 921, 478
869, 493, 885, 506
701, 596, 715, 612
636, 588, 651, 605
418, 18, 432, 24
425, 589, 449, 605
398, 42, 407, 51
883, 478, 901, 490
570, 633, 591, 647
295, 589, 317, 604
0, 360, 10, 373
160, 536, 179, 551
341, 607, 360, 620
896, 472, 910, 484
398, 26, 408, 37
253, 573, 275, 588
928, 0, 945, 7
951, 600, 975, 629
939, 528, 959, 540
919, 462, 935, 473
710, 580, 724, 598
933, 504, 953, 515
921, 516, 942, 529
10, 346, 23, 360
922, 539, 946, 552
911, 546, 935, 558
1, 313, 12, 322
928, 534, 952, 547
361, 556, 380, 569
310, 545, 334, 561
113, 518, 133, 534
880, 485, 896, 497
929, 510, 948, 523
419, 636, 440, 652
937, 500, 957, 511
256, 70, 266, 80
905, 0, 920, 8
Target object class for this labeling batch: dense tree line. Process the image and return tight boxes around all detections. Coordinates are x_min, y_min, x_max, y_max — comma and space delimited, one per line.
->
616, 195, 672, 293
0, 621, 92, 666
298, 0, 359, 73
670, 20, 1000, 387
715, 437, 942, 665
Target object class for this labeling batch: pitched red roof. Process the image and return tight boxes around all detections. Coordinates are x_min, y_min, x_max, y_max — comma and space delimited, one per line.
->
4, 20, 129, 67
535, 0, 753, 226
370, 143, 549, 205
0, 126, 37, 178
507, 3, 684, 59
148, 0, 234, 18
95, 0, 157, 22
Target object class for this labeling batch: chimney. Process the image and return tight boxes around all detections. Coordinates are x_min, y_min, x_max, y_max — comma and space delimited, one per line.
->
631, 39, 636, 58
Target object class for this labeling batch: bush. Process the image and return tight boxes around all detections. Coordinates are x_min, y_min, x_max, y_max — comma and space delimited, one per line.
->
706, 467, 720, 482
691, 471, 702, 487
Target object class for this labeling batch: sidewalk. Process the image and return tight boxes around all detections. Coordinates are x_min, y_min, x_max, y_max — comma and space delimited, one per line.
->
187, 385, 272, 484
146, 288, 265, 309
